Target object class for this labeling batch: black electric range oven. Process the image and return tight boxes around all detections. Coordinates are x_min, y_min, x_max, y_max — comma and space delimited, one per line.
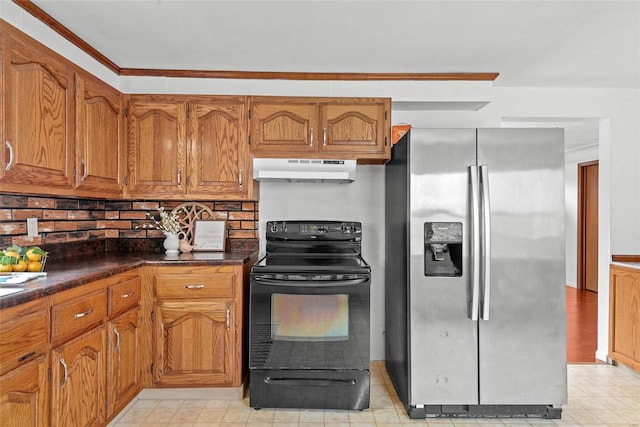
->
249, 221, 371, 410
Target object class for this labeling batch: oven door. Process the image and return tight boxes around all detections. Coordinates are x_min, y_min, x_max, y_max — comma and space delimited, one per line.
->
249, 273, 370, 371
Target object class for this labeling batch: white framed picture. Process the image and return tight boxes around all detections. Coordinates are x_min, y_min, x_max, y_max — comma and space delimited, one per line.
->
193, 220, 226, 251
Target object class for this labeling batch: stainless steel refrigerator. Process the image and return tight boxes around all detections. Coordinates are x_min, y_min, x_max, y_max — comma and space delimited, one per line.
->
385, 128, 567, 419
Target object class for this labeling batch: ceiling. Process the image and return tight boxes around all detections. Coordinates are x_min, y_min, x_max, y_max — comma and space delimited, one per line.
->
23, 0, 640, 88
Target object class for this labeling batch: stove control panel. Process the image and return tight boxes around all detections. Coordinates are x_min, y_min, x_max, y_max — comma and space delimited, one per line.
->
266, 221, 361, 241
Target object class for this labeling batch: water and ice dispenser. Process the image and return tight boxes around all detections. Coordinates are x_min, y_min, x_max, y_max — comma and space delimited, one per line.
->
424, 222, 462, 277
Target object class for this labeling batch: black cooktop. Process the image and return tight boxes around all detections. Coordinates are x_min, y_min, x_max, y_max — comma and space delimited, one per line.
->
252, 220, 370, 276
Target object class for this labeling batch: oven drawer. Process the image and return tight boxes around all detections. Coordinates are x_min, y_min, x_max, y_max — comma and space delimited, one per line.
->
155, 273, 235, 299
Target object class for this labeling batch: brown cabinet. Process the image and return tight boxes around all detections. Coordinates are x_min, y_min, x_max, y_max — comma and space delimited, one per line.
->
609, 264, 640, 372
50, 286, 107, 427
0, 22, 75, 193
250, 96, 390, 164
0, 299, 50, 427
151, 266, 244, 387
125, 95, 255, 200
74, 71, 123, 195
107, 308, 140, 418
50, 325, 106, 427
106, 275, 141, 419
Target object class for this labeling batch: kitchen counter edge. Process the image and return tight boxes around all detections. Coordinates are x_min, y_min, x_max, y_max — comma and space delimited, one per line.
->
0, 250, 259, 309
611, 261, 640, 271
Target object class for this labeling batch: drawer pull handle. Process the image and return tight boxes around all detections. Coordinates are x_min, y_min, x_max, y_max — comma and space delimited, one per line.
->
120, 291, 134, 298
60, 358, 68, 387
113, 327, 120, 352
184, 284, 205, 289
226, 308, 230, 330
73, 308, 94, 319
18, 351, 36, 363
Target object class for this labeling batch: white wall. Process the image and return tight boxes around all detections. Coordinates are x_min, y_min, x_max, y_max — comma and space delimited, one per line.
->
3, 3, 640, 363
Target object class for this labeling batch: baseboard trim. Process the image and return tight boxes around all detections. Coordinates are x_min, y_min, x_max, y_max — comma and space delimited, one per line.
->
595, 349, 609, 363
138, 385, 245, 400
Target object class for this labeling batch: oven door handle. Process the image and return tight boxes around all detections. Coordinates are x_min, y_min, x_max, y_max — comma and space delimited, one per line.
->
252, 277, 369, 287
264, 377, 356, 386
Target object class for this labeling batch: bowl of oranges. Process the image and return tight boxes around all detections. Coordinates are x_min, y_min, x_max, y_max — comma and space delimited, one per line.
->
0, 245, 48, 273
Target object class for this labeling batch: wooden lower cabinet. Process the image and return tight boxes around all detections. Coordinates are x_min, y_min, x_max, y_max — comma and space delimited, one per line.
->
50, 325, 106, 427
0, 298, 49, 427
107, 307, 141, 419
148, 265, 247, 388
609, 264, 640, 372
0, 355, 49, 427
154, 300, 235, 386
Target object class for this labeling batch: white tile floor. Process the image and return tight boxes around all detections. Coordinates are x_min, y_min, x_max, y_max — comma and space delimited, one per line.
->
111, 362, 640, 426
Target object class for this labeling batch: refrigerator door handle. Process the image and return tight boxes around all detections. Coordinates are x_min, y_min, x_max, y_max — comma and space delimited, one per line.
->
469, 165, 481, 321
480, 164, 492, 320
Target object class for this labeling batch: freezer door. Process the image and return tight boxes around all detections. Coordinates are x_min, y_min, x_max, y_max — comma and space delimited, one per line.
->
408, 129, 479, 405
477, 128, 567, 405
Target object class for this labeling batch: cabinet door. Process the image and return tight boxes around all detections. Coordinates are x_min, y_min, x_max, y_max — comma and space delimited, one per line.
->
126, 97, 187, 197
0, 355, 49, 427
320, 99, 390, 160
51, 326, 106, 427
107, 308, 140, 419
187, 98, 250, 198
1, 29, 74, 189
75, 72, 122, 195
154, 300, 235, 386
249, 98, 318, 156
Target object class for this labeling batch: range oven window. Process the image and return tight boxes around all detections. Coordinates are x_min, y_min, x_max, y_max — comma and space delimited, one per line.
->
271, 294, 349, 341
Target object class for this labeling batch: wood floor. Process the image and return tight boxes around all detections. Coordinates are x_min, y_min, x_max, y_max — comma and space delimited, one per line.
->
566, 286, 598, 363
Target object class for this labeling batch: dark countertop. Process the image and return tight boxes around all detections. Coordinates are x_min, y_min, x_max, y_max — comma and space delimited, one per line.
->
0, 250, 259, 309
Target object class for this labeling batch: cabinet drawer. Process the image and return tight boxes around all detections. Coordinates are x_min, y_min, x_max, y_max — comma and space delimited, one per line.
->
51, 290, 107, 344
0, 300, 48, 376
108, 277, 141, 317
155, 273, 235, 299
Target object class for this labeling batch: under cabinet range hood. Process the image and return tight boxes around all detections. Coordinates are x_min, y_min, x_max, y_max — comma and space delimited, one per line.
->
252, 158, 356, 183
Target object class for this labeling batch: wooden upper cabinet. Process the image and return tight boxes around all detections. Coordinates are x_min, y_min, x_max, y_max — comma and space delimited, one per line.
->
126, 95, 255, 200
187, 99, 251, 198
75, 72, 122, 195
126, 96, 187, 197
0, 23, 74, 190
321, 100, 389, 158
250, 96, 390, 163
249, 98, 318, 155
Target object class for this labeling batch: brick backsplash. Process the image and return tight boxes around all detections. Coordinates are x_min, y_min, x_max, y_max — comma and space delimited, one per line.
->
0, 194, 259, 252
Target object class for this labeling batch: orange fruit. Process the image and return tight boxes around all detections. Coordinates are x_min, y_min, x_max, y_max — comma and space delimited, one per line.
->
28, 261, 42, 272
4, 251, 20, 260
12, 260, 28, 272
0, 264, 12, 272
26, 248, 42, 262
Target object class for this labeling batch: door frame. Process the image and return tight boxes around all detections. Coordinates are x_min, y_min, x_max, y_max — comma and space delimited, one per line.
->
577, 160, 599, 291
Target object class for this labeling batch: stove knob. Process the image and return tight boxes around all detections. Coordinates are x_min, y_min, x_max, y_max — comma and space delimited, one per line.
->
270, 224, 279, 233
342, 225, 352, 234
